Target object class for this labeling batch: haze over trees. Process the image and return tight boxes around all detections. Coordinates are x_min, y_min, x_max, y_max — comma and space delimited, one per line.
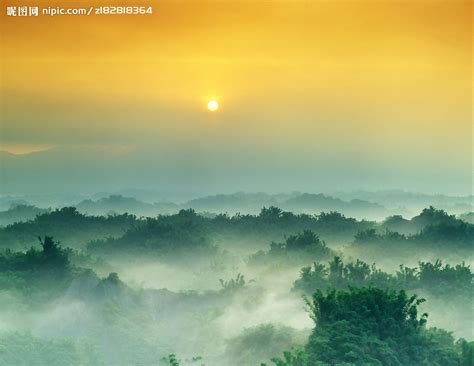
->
0, 199, 472, 365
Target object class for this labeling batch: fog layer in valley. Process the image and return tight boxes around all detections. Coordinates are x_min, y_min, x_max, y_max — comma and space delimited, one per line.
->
0, 193, 472, 365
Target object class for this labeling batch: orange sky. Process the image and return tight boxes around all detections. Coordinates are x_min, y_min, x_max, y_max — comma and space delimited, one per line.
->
0, 0, 472, 194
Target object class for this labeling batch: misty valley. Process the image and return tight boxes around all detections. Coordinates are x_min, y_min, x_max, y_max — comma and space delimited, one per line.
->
2, 0, 471, 363
0, 192, 472, 365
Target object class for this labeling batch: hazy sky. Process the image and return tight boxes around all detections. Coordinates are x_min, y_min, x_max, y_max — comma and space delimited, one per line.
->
0, 0, 472, 195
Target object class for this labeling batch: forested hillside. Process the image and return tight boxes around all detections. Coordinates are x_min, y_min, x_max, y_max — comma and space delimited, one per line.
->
0, 206, 472, 365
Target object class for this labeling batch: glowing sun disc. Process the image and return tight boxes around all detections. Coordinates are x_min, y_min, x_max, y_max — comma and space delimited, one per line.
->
207, 100, 219, 111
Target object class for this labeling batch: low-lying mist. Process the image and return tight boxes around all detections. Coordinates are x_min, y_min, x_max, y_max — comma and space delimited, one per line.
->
0, 204, 472, 365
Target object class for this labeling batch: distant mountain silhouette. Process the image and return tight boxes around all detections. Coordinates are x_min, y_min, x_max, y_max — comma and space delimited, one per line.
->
183, 192, 388, 220
184, 192, 294, 212
76, 195, 179, 216
333, 189, 473, 216
0, 191, 471, 222
72, 192, 387, 219
281, 194, 386, 219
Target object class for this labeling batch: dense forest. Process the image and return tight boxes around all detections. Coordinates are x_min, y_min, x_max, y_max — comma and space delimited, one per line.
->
0, 203, 472, 365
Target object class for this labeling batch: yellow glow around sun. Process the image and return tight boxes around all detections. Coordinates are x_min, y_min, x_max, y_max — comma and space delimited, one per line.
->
207, 100, 219, 111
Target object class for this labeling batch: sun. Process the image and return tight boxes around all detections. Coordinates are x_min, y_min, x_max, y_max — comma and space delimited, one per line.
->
207, 100, 219, 111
